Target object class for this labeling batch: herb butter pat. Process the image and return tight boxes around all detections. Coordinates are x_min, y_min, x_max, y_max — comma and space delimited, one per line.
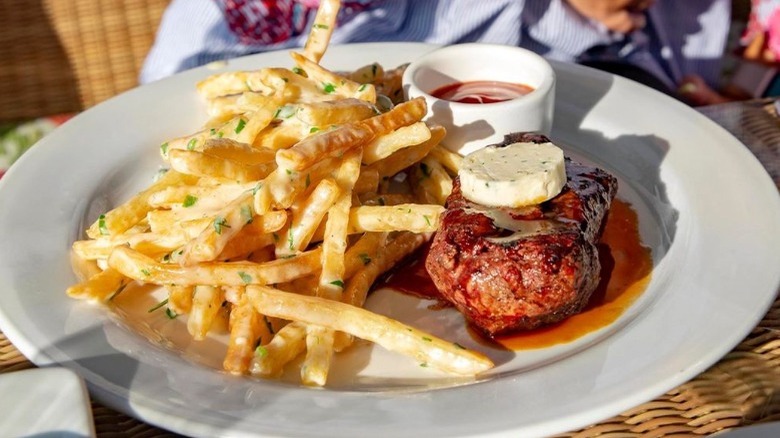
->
459, 141, 567, 207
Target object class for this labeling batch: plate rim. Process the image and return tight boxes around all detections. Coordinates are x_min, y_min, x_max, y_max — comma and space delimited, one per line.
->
0, 42, 779, 437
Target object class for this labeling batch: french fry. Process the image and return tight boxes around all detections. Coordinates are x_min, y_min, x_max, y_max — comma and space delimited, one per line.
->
201, 138, 276, 165
188, 285, 223, 340
276, 97, 426, 171
276, 178, 340, 257
108, 246, 323, 286
69, 248, 101, 282
291, 52, 376, 103
358, 193, 414, 206
206, 90, 283, 120
335, 231, 423, 350
180, 192, 257, 264
376, 63, 407, 104
231, 98, 282, 145
246, 285, 494, 376
250, 321, 307, 378
254, 123, 309, 151
347, 204, 443, 234
196, 69, 281, 99
86, 170, 198, 238
366, 124, 445, 178
147, 182, 256, 210
301, 325, 335, 386
167, 284, 194, 314
344, 232, 427, 307
342, 232, 387, 279
261, 157, 341, 212
345, 62, 384, 85
275, 125, 373, 172
412, 156, 453, 205
255, 99, 376, 151
169, 149, 276, 182
217, 211, 288, 261
318, 148, 362, 298
72, 232, 183, 261
302, 149, 362, 385
429, 144, 464, 174
224, 292, 262, 374
353, 167, 379, 195
66, 267, 132, 302
362, 121, 431, 164
302, 0, 340, 63
295, 98, 377, 127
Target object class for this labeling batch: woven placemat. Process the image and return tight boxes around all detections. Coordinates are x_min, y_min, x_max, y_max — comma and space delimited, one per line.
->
0, 0, 169, 122
1, 99, 778, 436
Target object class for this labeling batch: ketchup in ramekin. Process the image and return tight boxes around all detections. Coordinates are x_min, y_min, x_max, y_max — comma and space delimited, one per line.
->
431, 81, 534, 104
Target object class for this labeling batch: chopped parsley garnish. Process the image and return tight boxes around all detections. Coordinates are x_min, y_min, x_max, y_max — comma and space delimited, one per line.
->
292, 66, 306, 76
358, 83, 368, 92
274, 105, 296, 119
160, 142, 169, 155
238, 271, 252, 284
358, 253, 371, 265
235, 118, 247, 134
141, 269, 151, 277
108, 282, 128, 301
287, 229, 295, 250
147, 298, 169, 313
182, 195, 198, 207
187, 138, 198, 150
423, 215, 432, 227
213, 216, 230, 235
165, 308, 178, 319
240, 204, 253, 224
453, 342, 466, 350
329, 279, 344, 288
251, 182, 263, 195
422, 336, 433, 342
255, 345, 269, 358
216, 131, 224, 138
322, 82, 337, 94
209, 128, 217, 135
98, 214, 109, 235
309, 126, 320, 133
313, 23, 329, 29
420, 362, 428, 368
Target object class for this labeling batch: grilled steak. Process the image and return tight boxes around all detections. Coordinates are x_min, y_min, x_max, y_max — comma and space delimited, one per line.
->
425, 133, 618, 336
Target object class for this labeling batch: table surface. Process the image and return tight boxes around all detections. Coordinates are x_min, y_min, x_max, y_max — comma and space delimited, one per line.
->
1, 99, 778, 437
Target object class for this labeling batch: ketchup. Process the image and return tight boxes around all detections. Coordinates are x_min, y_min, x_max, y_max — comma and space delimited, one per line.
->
430, 80, 534, 104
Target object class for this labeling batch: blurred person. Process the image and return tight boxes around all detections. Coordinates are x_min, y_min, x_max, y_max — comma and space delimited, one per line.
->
140, 0, 731, 103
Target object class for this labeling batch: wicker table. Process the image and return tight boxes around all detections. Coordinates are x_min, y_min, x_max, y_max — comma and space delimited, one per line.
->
1, 99, 778, 437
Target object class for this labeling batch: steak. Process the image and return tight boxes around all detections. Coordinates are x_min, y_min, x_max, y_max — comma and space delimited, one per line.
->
425, 133, 618, 336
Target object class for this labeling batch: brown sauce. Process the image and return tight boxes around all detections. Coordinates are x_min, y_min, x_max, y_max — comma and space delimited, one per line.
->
430, 80, 534, 104
380, 199, 652, 349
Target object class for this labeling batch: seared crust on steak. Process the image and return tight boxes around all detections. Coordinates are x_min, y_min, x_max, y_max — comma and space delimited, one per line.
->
425, 133, 618, 336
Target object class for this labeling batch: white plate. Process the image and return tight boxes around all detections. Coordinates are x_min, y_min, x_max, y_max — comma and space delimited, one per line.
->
0, 367, 95, 436
0, 43, 778, 437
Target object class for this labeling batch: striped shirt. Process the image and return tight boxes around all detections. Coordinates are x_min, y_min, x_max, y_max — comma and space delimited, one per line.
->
140, 0, 731, 89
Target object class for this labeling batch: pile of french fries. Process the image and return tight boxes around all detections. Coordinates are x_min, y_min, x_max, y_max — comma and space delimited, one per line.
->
66, 0, 492, 386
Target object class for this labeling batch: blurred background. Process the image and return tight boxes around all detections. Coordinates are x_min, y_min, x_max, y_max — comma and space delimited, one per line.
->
0, 0, 760, 177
